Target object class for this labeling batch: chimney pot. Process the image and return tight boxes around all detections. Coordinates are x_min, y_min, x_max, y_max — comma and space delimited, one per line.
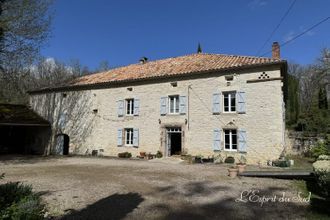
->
272, 42, 280, 59
139, 57, 148, 64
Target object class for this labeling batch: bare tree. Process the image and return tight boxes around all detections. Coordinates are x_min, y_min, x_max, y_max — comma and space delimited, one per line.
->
288, 49, 330, 113
0, 0, 53, 103
96, 60, 111, 72
0, 0, 53, 70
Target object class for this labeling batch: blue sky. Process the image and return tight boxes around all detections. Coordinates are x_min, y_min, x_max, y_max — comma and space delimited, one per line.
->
42, 0, 330, 70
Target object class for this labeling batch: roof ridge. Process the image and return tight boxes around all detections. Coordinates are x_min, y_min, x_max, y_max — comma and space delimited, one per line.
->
90, 52, 278, 76
200, 53, 279, 60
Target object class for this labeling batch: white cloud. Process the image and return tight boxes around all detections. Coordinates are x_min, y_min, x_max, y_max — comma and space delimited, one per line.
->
283, 26, 316, 42
248, 0, 267, 9
284, 30, 295, 42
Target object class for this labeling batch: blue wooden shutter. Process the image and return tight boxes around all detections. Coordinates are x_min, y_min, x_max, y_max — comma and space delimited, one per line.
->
133, 128, 139, 147
134, 99, 140, 116
179, 95, 186, 114
160, 97, 167, 115
213, 129, 221, 151
212, 92, 221, 114
237, 91, 246, 114
238, 129, 247, 152
117, 129, 123, 146
117, 100, 124, 117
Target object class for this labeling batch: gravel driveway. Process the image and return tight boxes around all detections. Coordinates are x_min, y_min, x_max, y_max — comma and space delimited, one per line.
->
0, 156, 308, 220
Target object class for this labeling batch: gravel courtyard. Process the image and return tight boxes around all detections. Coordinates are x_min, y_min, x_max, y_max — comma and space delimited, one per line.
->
0, 156, 309, 220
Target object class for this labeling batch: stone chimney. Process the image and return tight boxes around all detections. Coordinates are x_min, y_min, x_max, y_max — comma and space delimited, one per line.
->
272, 42, 280, 59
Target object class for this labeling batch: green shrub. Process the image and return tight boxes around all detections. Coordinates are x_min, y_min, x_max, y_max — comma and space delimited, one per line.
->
314, 170, 330, 198
224, 156, 235, 164
156, 151, 163, 158
0, 182, 45, 219
118, 152, 132, 158
194, 155, 203, 163
310, 142, 329, 159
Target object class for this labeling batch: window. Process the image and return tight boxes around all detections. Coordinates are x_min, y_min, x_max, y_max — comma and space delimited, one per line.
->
223, 92, 236, 112
169, 95, 179, 114
224, 129, 237, 151
125, 128, 133, 145
126, 99, 134, 115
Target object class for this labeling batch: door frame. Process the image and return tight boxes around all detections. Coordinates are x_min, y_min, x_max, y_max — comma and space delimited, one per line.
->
160, 123, 186, 157
54, 133, 70, 155
166, 127, 182, 156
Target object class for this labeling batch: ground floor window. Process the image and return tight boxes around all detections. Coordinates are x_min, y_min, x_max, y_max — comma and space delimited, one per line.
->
125, 128, 133, 146
224, 129, 237, 151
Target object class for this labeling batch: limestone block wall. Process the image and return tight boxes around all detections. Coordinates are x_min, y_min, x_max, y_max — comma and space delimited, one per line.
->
30, 66, 285, 164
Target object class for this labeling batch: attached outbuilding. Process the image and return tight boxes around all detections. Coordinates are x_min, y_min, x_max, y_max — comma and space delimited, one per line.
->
0, 104, 50, 155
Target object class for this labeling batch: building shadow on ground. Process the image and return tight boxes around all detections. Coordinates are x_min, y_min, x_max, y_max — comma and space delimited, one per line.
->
61, 193, 144, 220
0, 154, 59, 165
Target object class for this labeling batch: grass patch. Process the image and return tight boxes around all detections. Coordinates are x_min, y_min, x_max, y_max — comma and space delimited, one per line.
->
286, 155, 314, 171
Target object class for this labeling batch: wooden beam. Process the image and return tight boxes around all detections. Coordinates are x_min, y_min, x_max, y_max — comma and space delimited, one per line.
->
246, 77, 283, 83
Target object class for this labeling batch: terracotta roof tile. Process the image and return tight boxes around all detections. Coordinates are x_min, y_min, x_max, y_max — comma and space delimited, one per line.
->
69, 53, 284, 87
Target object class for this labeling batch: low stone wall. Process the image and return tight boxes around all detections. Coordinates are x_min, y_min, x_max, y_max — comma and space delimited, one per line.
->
285, 130, 325, 155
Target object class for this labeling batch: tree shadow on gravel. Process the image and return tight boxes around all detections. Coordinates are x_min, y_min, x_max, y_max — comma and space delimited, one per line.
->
155, 181, 230, 197
61, 193, 144, 220
147, 182, 307, 220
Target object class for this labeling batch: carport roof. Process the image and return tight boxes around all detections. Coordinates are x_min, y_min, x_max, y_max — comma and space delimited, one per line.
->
0, 104, 50, 126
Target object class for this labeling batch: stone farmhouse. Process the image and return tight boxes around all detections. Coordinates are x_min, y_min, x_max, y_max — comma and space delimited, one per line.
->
29, 42, 287, 164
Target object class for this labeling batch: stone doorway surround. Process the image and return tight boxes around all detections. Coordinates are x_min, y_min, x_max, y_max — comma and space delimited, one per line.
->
160, 123, 186, 157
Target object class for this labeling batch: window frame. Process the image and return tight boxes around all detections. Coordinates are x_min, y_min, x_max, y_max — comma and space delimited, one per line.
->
125, 128, 134, 146
224, 129, 238, 151
168, 95, 180, 114
125, 99, 134, 116
223, 91, 236, 113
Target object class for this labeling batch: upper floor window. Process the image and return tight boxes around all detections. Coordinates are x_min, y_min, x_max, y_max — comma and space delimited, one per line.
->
224, 129, 237, 151
126, 99, 134, 115
223, 92, 236, 113
169, 95, 179, 114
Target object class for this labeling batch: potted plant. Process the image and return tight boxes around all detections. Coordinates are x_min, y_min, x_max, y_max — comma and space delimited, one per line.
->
194, 154, 203, 163
224, 156, 235, 164
140, 151, 146, 157
236, 155, 247, 173
156, 150, 163, 158
228, 166, 239, 178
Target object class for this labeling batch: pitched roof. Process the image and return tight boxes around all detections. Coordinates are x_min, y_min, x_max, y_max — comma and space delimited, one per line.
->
69, 53, 284, 87
0, 104, 49, 126
30, 53, 286, 93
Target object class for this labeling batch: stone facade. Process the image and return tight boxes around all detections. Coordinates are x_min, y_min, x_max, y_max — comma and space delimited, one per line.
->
30, 65, 286, 164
